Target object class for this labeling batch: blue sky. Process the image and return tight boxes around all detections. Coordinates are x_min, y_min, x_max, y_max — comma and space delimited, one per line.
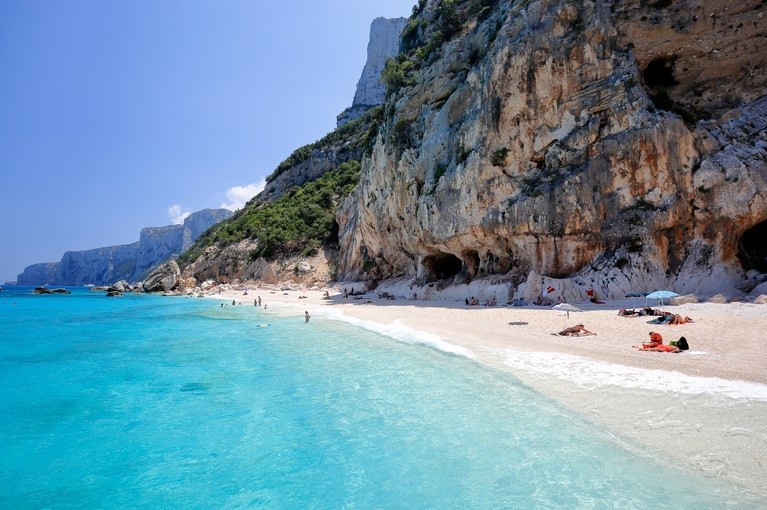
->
0, 1, 415, 283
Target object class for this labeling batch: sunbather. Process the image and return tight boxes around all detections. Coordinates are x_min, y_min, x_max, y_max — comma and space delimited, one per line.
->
634, 331, 663, 349
643, 343, 681, 353
667, 314, 693, 325
557, 324, 596, 337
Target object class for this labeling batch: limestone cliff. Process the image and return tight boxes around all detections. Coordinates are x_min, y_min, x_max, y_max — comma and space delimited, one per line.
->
335, 0, 767, 299
17, 208, 233, 285
337, 17, 408, 127
15, 262, 58, 286
178, 1, 766, 301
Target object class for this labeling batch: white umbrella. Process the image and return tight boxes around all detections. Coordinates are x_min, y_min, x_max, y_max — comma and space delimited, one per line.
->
552, 303, 581, 320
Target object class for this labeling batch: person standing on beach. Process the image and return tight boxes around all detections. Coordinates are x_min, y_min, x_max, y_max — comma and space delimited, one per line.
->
258, 296, 262, 306
305, 311, 310, 323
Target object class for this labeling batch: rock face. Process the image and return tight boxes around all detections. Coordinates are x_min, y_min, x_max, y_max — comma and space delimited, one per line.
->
337, 17, 407, 127
335, 0, 767, 299
17, 208, 232, 286
16, 263, 58, 286
142, 260, 181, 293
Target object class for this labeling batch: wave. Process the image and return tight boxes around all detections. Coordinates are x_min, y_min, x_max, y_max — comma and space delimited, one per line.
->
502, 350, 767, 402
321, 309, 475, 359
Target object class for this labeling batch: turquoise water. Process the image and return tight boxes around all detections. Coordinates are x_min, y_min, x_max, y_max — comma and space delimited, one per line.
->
0, 287, 761, 508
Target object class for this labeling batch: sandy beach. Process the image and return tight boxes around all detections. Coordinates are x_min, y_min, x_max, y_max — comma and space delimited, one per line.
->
211, 285, 767, 498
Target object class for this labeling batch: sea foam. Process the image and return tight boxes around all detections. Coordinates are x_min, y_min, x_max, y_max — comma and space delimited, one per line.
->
502, 350, 767, 402
320, 308, 475, 359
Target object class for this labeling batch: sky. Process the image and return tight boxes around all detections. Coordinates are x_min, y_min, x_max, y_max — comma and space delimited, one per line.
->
0, 0, 416, 283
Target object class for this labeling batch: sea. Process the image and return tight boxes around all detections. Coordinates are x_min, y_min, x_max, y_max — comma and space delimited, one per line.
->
0, 286, 764, 509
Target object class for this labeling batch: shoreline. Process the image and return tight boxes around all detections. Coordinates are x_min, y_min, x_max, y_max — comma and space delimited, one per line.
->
209, 284, 767, 497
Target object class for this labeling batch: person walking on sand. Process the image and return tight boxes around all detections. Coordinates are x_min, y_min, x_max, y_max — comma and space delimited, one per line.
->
305, 311, 310, 323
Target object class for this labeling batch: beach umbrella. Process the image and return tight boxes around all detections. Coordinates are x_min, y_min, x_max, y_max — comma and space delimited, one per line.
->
645, 290, 679, 312
625, 292, 645, 309
552, 303, 581, 321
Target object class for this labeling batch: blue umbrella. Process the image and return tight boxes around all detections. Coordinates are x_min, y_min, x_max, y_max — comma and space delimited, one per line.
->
645, 290, 679, 311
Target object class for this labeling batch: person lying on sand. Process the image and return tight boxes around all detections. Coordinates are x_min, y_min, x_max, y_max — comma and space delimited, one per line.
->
667, 314, 694, 325
556, 324, 596, 337
642, 343, 681, 353
618, 308, 641, 317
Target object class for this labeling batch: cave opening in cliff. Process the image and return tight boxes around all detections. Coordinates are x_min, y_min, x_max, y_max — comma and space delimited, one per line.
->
738, 220, 767, 273
643, 56, 678, 91
423, 252, 463, 282
463, 250, 480, 279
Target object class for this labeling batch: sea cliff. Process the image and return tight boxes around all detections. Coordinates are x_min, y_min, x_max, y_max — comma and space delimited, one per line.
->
175, 1, 767, 302
18, 208, 232, 286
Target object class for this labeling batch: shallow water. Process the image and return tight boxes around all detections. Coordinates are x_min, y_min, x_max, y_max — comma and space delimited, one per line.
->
0, 287, 763, 508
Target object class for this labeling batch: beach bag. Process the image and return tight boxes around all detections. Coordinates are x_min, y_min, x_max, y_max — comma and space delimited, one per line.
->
677, 337, 689, 351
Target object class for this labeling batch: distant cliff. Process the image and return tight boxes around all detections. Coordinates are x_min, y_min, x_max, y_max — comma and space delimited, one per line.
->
18, 208, 232, 285
337, 17, 407, 127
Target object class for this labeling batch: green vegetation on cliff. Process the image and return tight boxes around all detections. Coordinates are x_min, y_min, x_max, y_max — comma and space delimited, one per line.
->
179, 103, 385, 268
179, 160, 361, 263
266, 106, 383, 184
383, 0, 500, 95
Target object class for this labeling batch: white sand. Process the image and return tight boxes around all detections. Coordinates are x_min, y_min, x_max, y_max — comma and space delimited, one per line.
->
210, 285, 767, 498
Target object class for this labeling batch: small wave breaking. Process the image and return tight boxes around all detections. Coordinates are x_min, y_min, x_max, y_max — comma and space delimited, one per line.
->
321, 309, 475, 359
502, 350, 767, 402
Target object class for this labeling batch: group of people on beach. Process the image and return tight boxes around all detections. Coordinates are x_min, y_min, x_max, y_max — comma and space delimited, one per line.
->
556, 323, 690, 352
633, 331, 689, 352
618, 307, 694, 324
465, 296, 497, 306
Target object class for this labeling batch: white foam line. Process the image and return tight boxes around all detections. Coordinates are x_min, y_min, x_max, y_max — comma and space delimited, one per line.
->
502, 350, 767, 402
321, 308, 475, 359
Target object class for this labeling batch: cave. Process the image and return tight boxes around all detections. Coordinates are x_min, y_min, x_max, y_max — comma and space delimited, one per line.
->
463, 250, 480, 279
738, 220, 767, 273
642, 56, 678, 91
423, 252, 463, 282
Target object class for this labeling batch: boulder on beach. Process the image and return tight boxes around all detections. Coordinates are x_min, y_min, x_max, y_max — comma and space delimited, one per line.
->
669, 294, 698, 305
142, 260, 181, 293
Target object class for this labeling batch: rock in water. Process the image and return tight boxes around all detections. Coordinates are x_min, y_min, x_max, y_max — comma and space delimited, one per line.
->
109, 280, 132, 293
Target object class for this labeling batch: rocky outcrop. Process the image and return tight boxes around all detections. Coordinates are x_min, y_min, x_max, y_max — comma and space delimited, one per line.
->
142, 260, 181, 293
16, 263, 58, 286
108, 280, 133, 293
17, 208, 232, 286
337, 17, 407, 127
182, 209, 233, 250
33, 287, 71, 295
335, 0, 767, 299
181, 239, 335, 290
